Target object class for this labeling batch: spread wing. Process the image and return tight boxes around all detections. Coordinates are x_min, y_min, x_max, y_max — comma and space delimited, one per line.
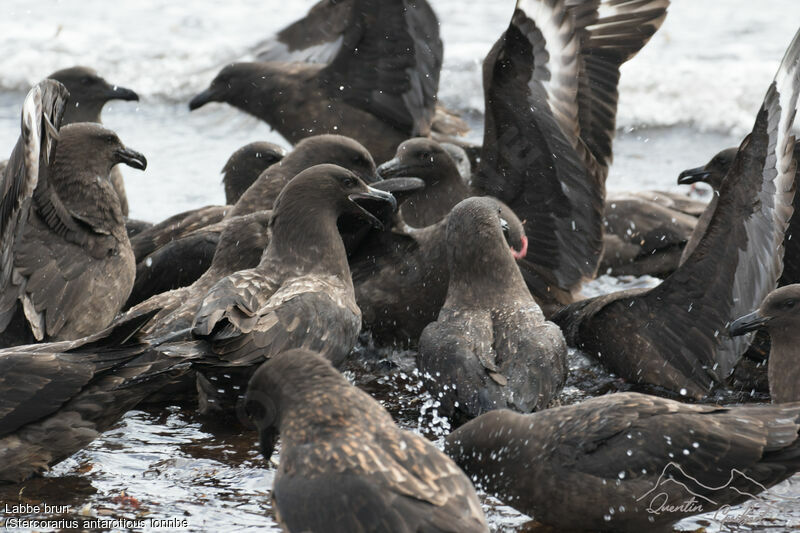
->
474, 0, 602, 293
252, 0, 354, 64
473, 0, 669, 293
319, 0, 443, 135
275, 428, 487, 533
0, 80, 68, 291
566, 0, 669, 173
0, 81, 114, 339
780, 142, 800, 285
639, 29, 800, 382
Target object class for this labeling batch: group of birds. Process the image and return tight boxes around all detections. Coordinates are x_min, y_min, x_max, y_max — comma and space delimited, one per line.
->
1, 0, 800, 531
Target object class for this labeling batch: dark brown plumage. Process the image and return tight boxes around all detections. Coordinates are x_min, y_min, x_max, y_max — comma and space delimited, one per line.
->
373, 136, 576, 313
47, 66, 139, 125
251, 0, 355, 64
352, 191, 523, 347
418, 197, 566, 422
250, 0, 469, 137
109, 211, 273, 405
375, 0, 668, 308
379, 142, 700, 279
189, 0, 444, 163
189, 165, 396, 416
380, 135, 699, 280
377, 137, 472, 228
125, 223, 224, 309
445, 392, 800, 532
47, 66, 140, 217
600, 192, 699, 277
128, 140, 283, 263
125, 218, 152, 238
679, 143, 800, 288
0, 82, 145, 346
730, 284, 800, 403
677, 147, 737, 189
125, 206, 269, 310
132, 178, 414, 320
553, 31, 800, 398
222, 141, 286, 205
352, 216, 449, 347
123, 211, 273, 340
630, 190, 709, 217
125, 136, 379, 310
244, 348, 488, 533
677, 147, 742, 264
227, 134, 377, 218
474, 0, 668, 301
677, 147, 787, 371
130, 205, 228, 261
350, 201, 448, 346
0, 309, 190, 484
126, 206, 229, 309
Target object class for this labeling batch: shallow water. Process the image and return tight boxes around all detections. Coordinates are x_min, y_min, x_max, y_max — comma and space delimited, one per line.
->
0, 287, 795, 532
1, 0, 800, 531
0, 343, 797, 532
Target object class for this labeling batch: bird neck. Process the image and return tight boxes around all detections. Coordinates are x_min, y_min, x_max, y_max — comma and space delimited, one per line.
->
445, 234, 530, 308
48, 156, 125, 232
403, 173, 470, 227
228, 64, 306, 124
260, 201, 351, 283
208, 218, 270, 277
61, 102, 104, 125
425, 163, 468, 192
767, 327, 800, 403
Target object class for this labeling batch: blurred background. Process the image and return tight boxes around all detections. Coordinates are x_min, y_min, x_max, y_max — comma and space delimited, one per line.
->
1, 0, 798, 221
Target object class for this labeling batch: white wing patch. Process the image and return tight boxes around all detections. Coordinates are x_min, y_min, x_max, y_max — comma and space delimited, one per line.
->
254, 35, 344, 64
516, 0, 581, 143
721, 28, 800, 377
20, 85, 43, 205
